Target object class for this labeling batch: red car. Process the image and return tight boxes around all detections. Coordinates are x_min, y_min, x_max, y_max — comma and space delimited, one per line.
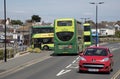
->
79, 46, 114, 74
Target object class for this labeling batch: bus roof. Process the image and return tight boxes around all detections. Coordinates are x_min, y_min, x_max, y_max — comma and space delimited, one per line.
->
55, 18, 75, 21
54, 18, 81, 23
83, 23, 90, 26
32, 25, 53, 28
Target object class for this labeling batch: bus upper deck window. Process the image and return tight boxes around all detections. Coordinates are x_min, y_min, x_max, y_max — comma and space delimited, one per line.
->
57, 21, 72, 26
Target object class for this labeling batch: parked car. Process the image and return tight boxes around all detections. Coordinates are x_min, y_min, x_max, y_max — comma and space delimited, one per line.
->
79, 46, 114, 74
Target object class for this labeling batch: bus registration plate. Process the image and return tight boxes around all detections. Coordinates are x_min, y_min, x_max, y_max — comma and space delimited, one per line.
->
59, 45, 68, 49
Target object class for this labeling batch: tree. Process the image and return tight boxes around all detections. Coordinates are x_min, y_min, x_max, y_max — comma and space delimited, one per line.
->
115, 30, 120, 38
31, 15, 41, 22
11, 20, 23, 25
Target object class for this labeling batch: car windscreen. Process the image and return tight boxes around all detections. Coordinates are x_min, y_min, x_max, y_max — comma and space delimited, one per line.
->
84, 48, 108, 56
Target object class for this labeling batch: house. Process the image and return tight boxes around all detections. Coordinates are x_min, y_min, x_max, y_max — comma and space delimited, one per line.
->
114, 24, 120, 30
16, 25, 31, 45
91, 27, 115, 36
99, 28, 115, 36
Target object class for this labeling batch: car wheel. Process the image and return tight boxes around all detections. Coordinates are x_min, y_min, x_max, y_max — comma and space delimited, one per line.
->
78, 69, 83, 73
106, 71, 110, 74
106, 68, 111, 74
111, 68, 113, 72
111, 64, 113, 72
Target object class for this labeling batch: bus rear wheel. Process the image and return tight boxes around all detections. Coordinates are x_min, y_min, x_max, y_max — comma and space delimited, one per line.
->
43, 45, 49, 50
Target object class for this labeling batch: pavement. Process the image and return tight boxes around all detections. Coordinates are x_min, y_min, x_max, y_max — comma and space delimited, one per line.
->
0, 51, 53, 76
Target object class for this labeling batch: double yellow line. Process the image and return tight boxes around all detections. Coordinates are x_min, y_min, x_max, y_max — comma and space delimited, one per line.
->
111, 69, 120, 79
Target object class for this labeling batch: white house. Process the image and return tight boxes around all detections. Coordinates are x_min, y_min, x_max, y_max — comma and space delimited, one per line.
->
114, 24, 120, 30
91, 28, 115, 36
100, 28, 115, 36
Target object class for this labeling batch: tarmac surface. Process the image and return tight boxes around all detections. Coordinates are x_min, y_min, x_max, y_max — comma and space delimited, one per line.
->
0, 51, 53, 76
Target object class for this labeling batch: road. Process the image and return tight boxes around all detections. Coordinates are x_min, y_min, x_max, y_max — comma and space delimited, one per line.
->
1, 42, 120, 79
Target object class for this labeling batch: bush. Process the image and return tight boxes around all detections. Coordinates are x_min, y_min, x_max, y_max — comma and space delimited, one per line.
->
0, 49, 14, 60
27, 47, 33, 52
23, 47, 42, 53
7, 49, 14, 58
33, 48, 41, 53
0, 49, 3, 60
115, 30, 120, 38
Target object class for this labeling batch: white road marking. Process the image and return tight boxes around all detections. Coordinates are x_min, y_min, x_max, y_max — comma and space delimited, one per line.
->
72, 56, 80, 64
72, 60, 76, 64
69, 66, 79, 69
76, 56, 80, 60
111, 48, 118, 52
56, 69, 71, 76
66, 64, 72, 68
56, 56, 80, 76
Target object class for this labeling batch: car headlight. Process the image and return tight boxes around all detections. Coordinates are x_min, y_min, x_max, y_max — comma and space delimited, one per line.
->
80, 57, 86, 61
101, 58, 109, 62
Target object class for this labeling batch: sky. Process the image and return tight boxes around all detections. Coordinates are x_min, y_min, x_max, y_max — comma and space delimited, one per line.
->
0, 0, 120, 23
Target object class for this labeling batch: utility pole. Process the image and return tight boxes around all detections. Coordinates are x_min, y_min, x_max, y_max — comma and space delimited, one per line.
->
90, 2, 104, 46
4, 0, 7, 62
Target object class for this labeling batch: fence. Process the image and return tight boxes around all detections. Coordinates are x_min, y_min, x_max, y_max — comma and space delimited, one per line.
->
0, 43, 27, 60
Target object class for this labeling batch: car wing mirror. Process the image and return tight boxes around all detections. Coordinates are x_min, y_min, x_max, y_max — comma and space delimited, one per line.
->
109, 54, 113, 57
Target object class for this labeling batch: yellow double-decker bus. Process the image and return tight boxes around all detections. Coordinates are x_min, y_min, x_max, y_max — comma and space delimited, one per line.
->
54, 18, 83, 54
31, 25, 54, 50
83, 23, 92, 48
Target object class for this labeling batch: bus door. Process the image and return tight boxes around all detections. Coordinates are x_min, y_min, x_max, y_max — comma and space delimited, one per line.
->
34, 38, 42, 49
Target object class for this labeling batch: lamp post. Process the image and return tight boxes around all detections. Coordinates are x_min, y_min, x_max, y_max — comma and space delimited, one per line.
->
90, 2, 104, 46
4, 0, 7, 62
